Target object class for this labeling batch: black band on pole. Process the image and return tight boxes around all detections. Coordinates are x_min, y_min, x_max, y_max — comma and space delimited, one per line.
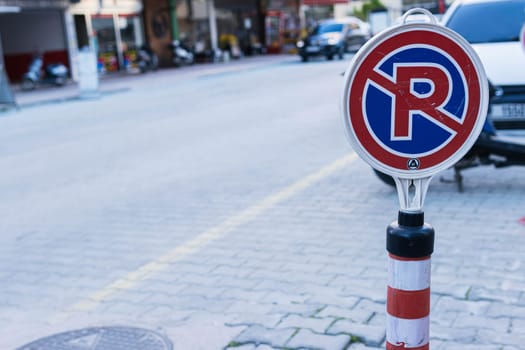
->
386, 211, 435, 258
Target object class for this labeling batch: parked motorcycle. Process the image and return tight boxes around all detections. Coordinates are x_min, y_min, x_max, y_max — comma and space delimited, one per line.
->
373, 107, 525, 192
135, 46, 159, 73
21, 54, 68, 91
169, 40, 194, 67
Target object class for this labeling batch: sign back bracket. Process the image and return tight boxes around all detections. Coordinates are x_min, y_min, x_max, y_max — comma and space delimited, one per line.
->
394, 176, 432, 212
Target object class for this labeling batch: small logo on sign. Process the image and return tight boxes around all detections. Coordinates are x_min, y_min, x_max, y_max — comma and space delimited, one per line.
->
407, 158, 420, 170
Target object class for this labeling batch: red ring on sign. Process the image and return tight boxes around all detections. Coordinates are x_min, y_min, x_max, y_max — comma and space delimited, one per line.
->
348, 29, 482, 171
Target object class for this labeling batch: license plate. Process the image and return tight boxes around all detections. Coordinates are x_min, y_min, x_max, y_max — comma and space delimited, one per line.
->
306, 46, 320, 53
491, 103, 525, 120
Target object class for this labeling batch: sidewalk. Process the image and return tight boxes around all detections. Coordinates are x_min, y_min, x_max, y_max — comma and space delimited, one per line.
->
10, 54, 298, 109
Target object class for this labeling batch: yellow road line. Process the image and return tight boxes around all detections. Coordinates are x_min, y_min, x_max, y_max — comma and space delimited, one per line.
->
53, 153, 358, 323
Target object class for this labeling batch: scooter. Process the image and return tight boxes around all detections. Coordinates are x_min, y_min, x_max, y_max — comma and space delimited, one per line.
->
21, 54, 68, 91
135, 46, 159, 73
373, 106, 525, 191
374, 118, 525, 191
169, 40, 194, 67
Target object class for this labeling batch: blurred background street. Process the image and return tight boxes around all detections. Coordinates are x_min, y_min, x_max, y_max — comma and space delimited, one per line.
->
0, 54, 524, 349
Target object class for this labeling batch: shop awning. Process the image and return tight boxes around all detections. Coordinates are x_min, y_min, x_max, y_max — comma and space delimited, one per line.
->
302, 0, 348, 5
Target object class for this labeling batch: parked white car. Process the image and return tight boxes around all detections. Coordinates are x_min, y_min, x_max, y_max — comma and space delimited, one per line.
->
442, 0, 525, 130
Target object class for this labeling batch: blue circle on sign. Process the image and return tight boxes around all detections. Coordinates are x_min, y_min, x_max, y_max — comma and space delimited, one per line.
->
365, 46, 466, 155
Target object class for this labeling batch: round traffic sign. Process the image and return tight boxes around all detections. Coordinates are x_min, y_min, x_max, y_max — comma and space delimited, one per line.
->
341, 22, 488, 178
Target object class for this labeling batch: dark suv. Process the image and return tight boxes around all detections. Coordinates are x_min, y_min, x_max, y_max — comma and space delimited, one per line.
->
442, 0, 525, 130
297, 18, 371, 62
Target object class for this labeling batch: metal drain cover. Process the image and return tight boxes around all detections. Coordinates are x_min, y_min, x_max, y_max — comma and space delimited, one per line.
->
16, 326, 173, 350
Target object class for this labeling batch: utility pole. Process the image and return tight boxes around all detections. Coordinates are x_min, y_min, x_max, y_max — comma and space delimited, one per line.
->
169, 0, 180, 40
207, 0, 218, 53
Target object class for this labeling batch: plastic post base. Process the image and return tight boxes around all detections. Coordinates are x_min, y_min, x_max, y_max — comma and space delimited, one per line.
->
387, 211, 435, 258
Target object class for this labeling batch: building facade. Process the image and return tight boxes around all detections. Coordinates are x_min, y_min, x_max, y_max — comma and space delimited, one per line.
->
0, 0, 450, 82
0, 0, 74, 81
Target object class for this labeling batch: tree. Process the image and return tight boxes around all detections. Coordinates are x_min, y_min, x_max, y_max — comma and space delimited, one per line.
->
352, 0, 386, 21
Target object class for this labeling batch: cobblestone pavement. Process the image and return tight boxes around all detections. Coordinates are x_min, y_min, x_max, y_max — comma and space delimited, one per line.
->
1, 55, 524, 350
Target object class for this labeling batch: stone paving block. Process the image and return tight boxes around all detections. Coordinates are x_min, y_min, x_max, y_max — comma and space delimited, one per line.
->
114, 289, 153, 304
431, 282, 471, 300
430, 339, 446, 349
286, 328, 351, 350
254, 345, 281, 350
430, 324, 477, 343
476, 328, 525, 347
140, 305, 194, 323
220, 288, 269, 302
175, 272, 221, 286
135, 279, 187, 294
454, 314, 510, 332
225, 301, 275, 315
178, 284, 226, 299
341, 284, 386, 303
433, 295, 491, 315
316, 305, 373, 323
365, 312, 385, 327
431, 310, 460, 327
143, 293, 233, 313
279, 261, 323, 274
225, 345, 256, 350
512, 317, 525, 331
308, 294, 360, 309
260, 290, 310, 305
165, 317, 245, 350
352, 299, 385, 316
270, 302, 323, 317
241, 259, 284, 271
214, 276, 262, 290
226, 313, 283, 329
468, 286, 521, 304
519, 293, 525, 306
347, 344, 381, 350
227, 342, 282, 350
437, 343, 501, 350
233, 325, 296, 348
276, 314, 335, 333
254, 279, 301, 294
487, 302, 525, 318
327, 319, 385, 347
213, 265, 254, 278
317, 262, 365, 277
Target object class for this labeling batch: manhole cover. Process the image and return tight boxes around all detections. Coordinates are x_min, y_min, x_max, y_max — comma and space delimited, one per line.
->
16, 326, 173, 350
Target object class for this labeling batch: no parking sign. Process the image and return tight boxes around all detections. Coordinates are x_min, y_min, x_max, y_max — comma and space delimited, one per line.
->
340, 9, 489, 350
341, 13, 488, 179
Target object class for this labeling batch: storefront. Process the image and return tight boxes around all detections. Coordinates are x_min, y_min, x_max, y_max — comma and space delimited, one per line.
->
69, 0, 145, 73
265, 0, 300, 54
0, 1, 71, 82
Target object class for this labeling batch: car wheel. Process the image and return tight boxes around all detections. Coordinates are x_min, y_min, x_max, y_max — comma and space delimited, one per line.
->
326, 54, 334, 60
301, 55, 308, 62
338, 47, 344, 60
373, 169, 395, 187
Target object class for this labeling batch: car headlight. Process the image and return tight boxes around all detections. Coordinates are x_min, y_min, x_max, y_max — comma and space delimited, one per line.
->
297, 40, 304, 48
